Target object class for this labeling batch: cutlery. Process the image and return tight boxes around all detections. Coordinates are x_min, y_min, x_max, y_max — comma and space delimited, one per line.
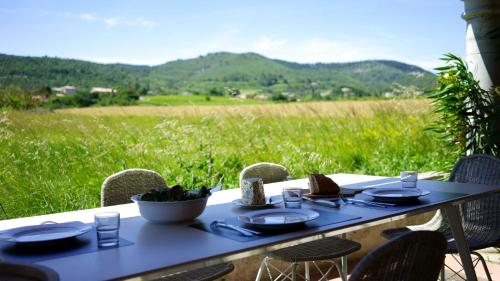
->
339, 193, 395, 207
302, 197, 340, 208
362, 180, 401, 189
210, 183, 223, 194
211, 220, 261, 236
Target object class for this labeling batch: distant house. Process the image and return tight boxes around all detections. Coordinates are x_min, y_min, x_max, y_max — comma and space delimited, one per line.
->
90, 87, 116, 94
235, 93, 247, 99
254, 94, 268, 100
52, 86, 76, 95
31, 95, 48, 103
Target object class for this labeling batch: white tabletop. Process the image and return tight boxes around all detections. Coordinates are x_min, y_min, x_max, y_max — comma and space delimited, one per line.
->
1, 173, 498, 281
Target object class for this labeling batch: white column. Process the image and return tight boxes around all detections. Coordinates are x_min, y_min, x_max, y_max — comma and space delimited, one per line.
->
463, 0, 500, 90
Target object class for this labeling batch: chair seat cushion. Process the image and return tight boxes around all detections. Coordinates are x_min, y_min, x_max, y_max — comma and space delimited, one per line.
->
269, 236, 361, 262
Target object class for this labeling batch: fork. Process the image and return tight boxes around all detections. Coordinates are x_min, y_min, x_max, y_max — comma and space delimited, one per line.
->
211, 220, 261, 236
339, 193, 394, 208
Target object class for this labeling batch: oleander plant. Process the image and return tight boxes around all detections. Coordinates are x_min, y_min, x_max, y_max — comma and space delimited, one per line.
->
428, 53, 499, 165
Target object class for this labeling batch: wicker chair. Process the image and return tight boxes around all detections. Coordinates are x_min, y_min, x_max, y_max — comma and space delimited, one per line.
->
101, 168, 167, 207
0, 262, 60, 281
239, 162, 291, 187
242, 163, 361, 281
381, 154, 500, 281
349, 231, 446, 281
101, 169, 234, 280
155, 263, 235, 281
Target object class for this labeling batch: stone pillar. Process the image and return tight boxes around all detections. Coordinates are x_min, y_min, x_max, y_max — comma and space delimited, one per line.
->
463, 0, 500, 90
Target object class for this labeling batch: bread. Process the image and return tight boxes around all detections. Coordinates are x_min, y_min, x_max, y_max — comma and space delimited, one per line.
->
308, 174, 340, 195
240, 177, 266, 205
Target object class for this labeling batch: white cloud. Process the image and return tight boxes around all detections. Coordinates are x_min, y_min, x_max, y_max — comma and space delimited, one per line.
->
105, 17, 120, 27
252, 36, 288, 52
76, 33, 438, 70
103, 17, 157, 29
242, 37, 385, 64
139, 20, 157, 29
79, 13, 96, 22
81, 56, 155, 65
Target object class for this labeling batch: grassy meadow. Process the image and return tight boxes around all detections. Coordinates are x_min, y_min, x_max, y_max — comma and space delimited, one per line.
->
138, 94, 269, 106
0, 99, 454, 219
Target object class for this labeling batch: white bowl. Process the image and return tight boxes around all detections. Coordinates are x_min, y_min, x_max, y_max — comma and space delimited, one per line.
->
131, 195, 209, 223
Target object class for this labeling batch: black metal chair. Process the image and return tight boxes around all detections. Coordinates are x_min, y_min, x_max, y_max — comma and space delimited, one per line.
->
349, 231, 446, 281
0, 262, 60, 281
381, 154, 500, 281
156, 263, 235, 281
243, 163, 361, 281
256, 236, 361, 281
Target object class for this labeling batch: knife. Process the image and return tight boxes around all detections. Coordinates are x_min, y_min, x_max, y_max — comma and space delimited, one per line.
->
302, 197, 340, 208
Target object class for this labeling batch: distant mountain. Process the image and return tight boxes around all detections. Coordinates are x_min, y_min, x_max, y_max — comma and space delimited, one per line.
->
0, 52, 435, 97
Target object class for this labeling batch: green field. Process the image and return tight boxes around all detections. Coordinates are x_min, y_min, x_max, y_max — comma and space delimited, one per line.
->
138, 94, 269, 106
0, 99, 454, 219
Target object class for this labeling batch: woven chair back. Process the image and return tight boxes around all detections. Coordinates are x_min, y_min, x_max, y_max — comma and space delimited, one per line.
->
449, 154, 500, 233
0, 262, 60, 281
239, 162, 291, 187
101, 168, 167, 207
349, 231, 446, 281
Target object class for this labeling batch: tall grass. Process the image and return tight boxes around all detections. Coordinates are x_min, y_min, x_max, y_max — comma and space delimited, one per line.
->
0, 99, 453, 219
138, 95, 269, 106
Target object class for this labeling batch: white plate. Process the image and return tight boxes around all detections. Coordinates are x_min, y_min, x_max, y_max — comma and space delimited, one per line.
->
0, 222, 92, 243
362, 188, 431, 203
232, 196, 283, 209
238, 209, 319, 227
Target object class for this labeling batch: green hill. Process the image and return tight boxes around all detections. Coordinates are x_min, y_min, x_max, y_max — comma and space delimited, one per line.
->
0, 52, 435, 98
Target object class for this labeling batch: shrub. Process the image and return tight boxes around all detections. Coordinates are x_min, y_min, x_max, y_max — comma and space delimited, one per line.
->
428, 53, 499, 160
0, 85, 37, 110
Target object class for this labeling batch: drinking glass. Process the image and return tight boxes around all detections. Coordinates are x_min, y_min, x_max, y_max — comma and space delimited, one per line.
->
95, 212, 120, 248
282, 188, 302, 208
401, 171, 418, 188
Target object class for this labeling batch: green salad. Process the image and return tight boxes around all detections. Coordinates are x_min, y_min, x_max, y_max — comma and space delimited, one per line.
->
139, 185, 210, 202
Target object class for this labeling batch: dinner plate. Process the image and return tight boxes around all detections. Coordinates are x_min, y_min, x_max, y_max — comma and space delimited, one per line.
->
238, 209, 319, 228
362, 188, 431, 203
232, 196, 283, 209
0, 221, 92, 244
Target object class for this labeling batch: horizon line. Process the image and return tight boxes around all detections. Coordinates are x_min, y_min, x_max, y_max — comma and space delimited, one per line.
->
0, 51, 433, 71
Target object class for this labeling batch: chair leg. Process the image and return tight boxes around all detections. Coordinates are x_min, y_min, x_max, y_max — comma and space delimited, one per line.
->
440, 265, 445, 281
334, 261, 347, 281
341, 233, 348, 277
304, 262, 310, 281
471, 251, 493, 281
291, 263, 298, 281
255, 256, 268, 281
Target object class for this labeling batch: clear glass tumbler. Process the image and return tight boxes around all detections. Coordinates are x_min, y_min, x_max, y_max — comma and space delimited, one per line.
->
282, 188, 302, 208
401, 171, 418, 188
95, 212, 120, 248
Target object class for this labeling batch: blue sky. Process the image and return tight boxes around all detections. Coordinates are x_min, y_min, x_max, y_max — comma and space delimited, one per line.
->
0, 0, 465, 70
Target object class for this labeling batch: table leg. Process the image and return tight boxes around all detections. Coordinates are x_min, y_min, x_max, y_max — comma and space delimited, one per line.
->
341, 233, 348, 277
441, 205, 477, 281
